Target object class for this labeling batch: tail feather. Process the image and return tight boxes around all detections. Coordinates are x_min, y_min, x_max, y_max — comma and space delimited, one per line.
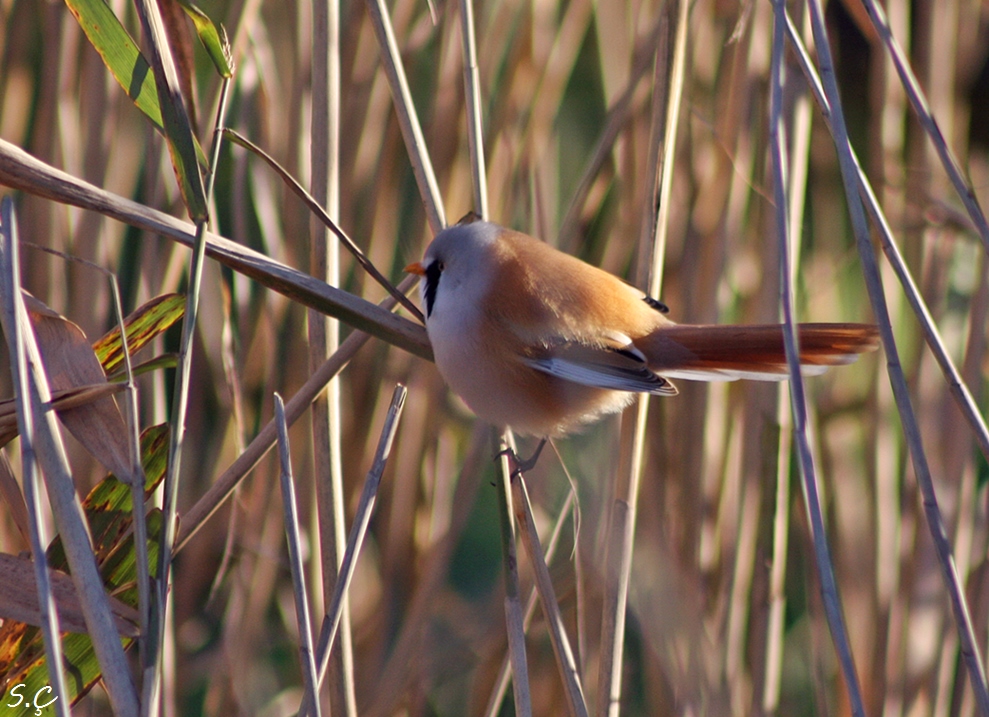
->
641, 323, 879, 382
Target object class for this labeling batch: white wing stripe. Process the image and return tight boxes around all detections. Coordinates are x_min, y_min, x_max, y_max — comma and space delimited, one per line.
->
525, 357, 675, 395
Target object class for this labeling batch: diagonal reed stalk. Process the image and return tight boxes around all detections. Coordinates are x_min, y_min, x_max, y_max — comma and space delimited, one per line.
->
805, 0, 989, 711
274, 393, 322, 717
301, 384, 407, 717
0, 201, 138, 716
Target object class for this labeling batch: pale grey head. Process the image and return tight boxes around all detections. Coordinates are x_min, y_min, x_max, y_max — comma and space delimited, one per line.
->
418, 221, 501, 320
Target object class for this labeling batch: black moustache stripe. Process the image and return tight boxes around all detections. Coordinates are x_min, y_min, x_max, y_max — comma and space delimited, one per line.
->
424, 261, 442, 317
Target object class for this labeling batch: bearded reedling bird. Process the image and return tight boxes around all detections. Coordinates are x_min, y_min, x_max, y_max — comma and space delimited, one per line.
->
405, 218, 879, 457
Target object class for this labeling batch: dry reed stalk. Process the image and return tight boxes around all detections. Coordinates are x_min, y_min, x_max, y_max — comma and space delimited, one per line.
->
274, 393, 322, 717
308, 0, 358, 711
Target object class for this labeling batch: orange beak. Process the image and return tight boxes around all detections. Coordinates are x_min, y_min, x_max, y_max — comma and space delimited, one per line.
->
404, 261, 426, 276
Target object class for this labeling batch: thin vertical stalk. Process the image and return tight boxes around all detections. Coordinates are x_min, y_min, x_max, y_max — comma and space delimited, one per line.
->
0, 201, 138, 716
511, 472, 588, 716
496, 431, 533, 717
0, 198, 70, 717
458, 0, 488, 218
762, 8, 812, 714
764, 9, 814, 711
484, 491, 576, 717
598, 2, 686, 714
301, 385, 408, 717
762, 383, 791, 716
310, 0, 356, 712
363, 0, 446, 233
274, 393, 322, 717
640, 0, 686, 290
109, 273, 151, 688
149, 75, 231, 716
455, 1, 534, 709
769, 2, 865, 714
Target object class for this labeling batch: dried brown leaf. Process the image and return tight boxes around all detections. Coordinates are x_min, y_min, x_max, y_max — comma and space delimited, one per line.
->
23, 293, 131, 480
0, 451, 28, 546
0, 552, 138, 636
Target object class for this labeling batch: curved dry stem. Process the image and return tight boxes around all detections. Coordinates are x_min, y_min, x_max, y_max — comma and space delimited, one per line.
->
805, 0, 989, 710
0, 140, 432, 362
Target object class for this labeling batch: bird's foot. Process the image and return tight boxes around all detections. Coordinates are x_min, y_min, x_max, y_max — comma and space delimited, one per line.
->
495, 438, 548, 477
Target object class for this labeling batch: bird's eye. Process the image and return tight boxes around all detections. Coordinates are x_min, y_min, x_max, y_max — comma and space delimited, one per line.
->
437, 261, 445, 272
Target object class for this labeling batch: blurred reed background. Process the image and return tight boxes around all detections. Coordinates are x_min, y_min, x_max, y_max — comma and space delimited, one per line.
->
1, 0, 989, 715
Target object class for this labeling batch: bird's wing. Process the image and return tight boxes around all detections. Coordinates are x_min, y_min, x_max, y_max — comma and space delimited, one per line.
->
523, 340, 678, 396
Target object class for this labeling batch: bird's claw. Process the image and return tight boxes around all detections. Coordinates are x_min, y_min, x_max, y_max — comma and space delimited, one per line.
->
494, 438, 547, 476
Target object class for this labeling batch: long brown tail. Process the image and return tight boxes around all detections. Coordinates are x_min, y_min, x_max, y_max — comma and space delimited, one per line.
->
639, 323, 880, 381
